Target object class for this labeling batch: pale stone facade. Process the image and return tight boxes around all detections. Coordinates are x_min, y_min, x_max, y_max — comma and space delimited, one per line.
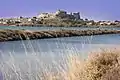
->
37, 13, 56, 19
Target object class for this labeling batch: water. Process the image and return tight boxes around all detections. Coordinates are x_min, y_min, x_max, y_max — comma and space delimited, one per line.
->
1, 26, 120, 31
0, 34, 120, 59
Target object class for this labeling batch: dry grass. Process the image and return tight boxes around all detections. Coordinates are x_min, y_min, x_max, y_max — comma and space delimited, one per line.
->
68, 50, 120, 80
1, 49, 120, 80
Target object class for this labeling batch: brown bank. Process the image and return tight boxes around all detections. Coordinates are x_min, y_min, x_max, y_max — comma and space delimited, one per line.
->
0, 29, 120, 42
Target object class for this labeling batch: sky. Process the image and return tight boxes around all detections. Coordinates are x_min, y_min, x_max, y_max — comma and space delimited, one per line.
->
0, 0, 119, 20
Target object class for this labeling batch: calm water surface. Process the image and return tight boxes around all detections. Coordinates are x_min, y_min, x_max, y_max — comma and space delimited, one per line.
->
1, 26, 120, 31
0, 34, 120, 59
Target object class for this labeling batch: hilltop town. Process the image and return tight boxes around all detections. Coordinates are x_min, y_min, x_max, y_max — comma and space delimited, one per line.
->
0, 10, 120, 27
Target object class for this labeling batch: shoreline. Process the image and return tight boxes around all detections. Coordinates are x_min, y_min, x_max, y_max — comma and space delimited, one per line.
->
0, 23, 120, 28
0, 23, 120, 29
0, 29, 120, 42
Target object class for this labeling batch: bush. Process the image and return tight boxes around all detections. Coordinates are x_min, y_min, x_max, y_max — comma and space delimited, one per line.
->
68, 50, 120, 80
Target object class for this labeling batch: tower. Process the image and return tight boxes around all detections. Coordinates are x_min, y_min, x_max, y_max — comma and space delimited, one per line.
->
73, 12, 80, 20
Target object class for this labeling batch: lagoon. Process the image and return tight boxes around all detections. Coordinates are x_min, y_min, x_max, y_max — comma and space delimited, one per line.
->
0, 34, 120, 59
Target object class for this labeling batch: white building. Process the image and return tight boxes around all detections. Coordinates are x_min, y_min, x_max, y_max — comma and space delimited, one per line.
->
37, 13, 56, 19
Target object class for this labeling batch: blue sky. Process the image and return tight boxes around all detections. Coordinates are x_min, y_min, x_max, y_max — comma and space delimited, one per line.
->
0, 0, 119, 20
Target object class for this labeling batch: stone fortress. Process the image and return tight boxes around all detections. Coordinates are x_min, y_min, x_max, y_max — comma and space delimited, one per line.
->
37, 10, 81, 20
